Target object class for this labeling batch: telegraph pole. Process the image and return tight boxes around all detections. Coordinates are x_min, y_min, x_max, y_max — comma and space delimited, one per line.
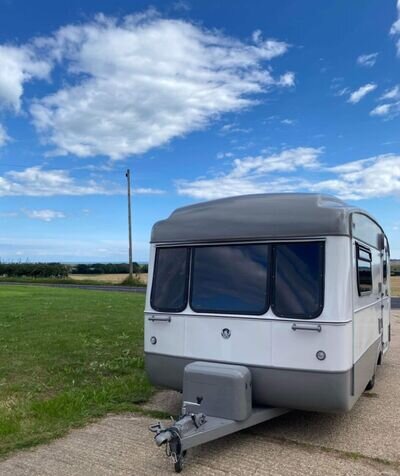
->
126, 169, 133, 279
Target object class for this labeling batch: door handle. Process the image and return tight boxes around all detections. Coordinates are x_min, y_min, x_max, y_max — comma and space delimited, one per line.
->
148, 315, 171, 322
292, 323, 321, 332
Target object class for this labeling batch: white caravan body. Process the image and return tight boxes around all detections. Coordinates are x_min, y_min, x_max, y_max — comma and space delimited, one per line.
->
144, 194, 390, 412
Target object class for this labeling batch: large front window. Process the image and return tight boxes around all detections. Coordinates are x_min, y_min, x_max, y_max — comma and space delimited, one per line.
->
191, 244, 269, 315
151, 241, 324, 318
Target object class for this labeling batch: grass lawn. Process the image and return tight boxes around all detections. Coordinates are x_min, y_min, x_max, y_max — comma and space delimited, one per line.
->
0, 285, 154, 458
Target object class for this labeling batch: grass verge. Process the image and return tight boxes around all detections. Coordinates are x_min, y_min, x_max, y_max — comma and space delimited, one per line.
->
0, 285, 152, 457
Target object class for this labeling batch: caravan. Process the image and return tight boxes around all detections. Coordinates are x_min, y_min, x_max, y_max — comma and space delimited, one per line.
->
146, 194, 390, 471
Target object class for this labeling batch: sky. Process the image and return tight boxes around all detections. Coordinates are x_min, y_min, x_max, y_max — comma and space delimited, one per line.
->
0, 0, 400, 262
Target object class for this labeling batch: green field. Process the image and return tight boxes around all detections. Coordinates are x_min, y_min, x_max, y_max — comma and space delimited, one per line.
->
0, 286, 153, 457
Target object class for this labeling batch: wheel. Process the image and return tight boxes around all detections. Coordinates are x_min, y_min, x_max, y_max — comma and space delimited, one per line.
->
174, 459, 183, 473
365, 373, 375, 391
174, 451, 186, 473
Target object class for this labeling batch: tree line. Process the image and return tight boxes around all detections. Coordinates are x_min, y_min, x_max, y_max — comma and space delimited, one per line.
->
0, 262, 148, 278
0, 263, 69, 278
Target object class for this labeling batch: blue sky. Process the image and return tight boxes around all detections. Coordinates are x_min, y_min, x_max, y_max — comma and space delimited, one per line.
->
0, 0, 400, 262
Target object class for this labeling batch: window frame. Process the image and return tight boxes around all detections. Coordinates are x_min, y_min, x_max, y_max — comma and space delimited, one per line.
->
188, 243, 271, 316
150, 245, 191, 313
150, 240, 326, 320
356, 242, 373, 296
271, 241, 325, 320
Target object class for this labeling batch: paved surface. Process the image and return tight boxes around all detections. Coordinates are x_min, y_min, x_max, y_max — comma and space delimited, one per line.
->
1, 312, 400, 476
0, 282, 146, 293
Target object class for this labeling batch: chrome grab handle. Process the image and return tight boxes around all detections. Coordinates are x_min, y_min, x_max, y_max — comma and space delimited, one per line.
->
148, 315, 171, 322
292, 323, 321, 332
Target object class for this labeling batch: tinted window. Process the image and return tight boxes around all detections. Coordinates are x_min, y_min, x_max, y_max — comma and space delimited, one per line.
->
356, 244, 372, 295
273, 242, 324, 319
151, 247, 189, 312
190, 244, 269, 314
352, 213, 382, 249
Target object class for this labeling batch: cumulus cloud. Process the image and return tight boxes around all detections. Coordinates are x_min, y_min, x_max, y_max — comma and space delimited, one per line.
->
177, 148, 400, 201
356, 52, 378, 67
23, 209, 66, 222
314, 154, 400, 200
348, 83, 377, 104
177, 147, 323, 199
0, 123, 9, 146
0, 165, 163, 196
30, 13, 292, 159
0, 45, 51, 111
0, 166, 121, 196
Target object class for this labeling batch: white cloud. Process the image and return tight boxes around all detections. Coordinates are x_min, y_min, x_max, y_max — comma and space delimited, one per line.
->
370, 85, 400, 119
281, 118, 295, 125
391, 0, 400, 35
177, 147, 323, 199
380, 85, 400, 100
30, 13, 292, 160
348, 83, 377, 104
216, 151, 234, 159
356, 53, 378, 67
177, 148, 400, 201
277, 72, 295, 87
334, 87, 350, 97
134, 187, 165, 195
0, 123, 9, 146
0, 45, 51, 112
23, 209, 66, 222
390, 0, 400, 54
0, 165, 163, 197
370, 102, 400, 118
0, 166, 122, 196
219, 123, 252, 135
314, 154, 400, 200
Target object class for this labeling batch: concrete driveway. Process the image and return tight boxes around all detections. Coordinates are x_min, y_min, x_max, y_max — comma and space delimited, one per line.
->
1, 312, 399, 476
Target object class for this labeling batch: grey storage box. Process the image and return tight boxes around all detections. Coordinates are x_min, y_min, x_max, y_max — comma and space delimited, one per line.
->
183, 362, 252, 421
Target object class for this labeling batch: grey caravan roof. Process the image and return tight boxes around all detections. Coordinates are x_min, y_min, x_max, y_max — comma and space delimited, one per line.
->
151, 193, 370, 244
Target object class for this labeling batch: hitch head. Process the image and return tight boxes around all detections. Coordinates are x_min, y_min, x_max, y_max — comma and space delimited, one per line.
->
154, 429, 174, 447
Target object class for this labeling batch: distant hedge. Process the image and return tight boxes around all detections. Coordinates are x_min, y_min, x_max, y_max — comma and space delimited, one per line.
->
0, 262, 69, 278
0, 262, 149, 278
